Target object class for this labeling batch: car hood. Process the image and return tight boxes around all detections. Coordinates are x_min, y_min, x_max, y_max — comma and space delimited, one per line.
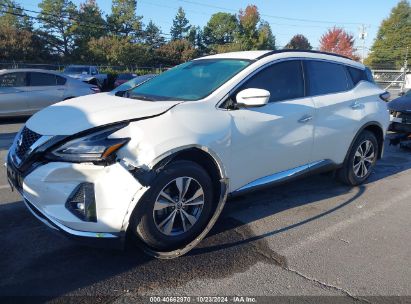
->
388, 95, 411, 112
26, 93, 182, 136
65, 73, 92, 81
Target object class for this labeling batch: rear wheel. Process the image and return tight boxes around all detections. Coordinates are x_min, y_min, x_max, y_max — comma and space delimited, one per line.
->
337, 130, 378, 186
130, 160, 213, 251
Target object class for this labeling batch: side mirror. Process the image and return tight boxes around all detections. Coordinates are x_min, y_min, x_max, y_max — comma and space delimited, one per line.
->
236, 88, 270, 108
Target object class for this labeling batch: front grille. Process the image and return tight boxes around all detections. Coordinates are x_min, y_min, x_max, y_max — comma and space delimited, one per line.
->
15, 127, 42, 159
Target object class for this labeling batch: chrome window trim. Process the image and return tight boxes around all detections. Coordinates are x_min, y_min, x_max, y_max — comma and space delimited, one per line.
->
216, 56, 366, 109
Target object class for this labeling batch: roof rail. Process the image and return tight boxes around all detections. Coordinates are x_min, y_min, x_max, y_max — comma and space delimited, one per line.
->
256, 49, 352, 61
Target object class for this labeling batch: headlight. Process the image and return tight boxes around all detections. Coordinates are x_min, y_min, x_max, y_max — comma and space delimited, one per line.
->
47, 124, 130, 163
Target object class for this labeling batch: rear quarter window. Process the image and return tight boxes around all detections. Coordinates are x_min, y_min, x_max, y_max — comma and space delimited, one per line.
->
305, 60, 350, 96
347, 66, 369, 86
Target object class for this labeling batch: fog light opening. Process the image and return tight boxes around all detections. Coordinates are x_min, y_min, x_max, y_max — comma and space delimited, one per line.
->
65, 183, 97, 222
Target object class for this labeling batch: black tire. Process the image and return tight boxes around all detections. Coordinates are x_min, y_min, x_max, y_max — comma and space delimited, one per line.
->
337, 130, 378, 186
130, 160, 213, 251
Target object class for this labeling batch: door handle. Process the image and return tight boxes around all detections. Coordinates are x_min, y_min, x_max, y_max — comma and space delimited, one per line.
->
298, 115, 313, 123
351, 101, 364, 110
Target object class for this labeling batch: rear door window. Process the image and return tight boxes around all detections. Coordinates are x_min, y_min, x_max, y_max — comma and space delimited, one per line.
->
239, 60, 305, 102
29, 72, 57, 86
305, 60, 350, 96
56, 75, 67, 85
0, 72, 27, 87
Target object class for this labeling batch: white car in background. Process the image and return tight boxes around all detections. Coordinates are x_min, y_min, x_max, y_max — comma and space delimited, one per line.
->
63, 65, 108, 89
0, 69, 99, 117
6, 50, 390, 258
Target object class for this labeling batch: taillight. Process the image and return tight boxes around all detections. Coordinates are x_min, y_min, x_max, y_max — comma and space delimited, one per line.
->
90, 87, 100, 93
379, 91, 390, 102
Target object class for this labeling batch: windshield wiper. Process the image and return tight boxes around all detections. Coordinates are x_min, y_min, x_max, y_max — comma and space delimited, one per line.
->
130, 94, 157, 101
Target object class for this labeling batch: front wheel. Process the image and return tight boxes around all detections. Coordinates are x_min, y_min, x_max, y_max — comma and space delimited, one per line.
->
337, 130, 378, 186
130, 160, 213, 251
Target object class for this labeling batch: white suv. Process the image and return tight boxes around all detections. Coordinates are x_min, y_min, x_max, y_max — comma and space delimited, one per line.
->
6, 50, 390, 258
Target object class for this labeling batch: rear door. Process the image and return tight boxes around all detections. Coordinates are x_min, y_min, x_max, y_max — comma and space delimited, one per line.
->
0, 72, 31, 116
305, 60, 364, 165
26, 72, 65, 112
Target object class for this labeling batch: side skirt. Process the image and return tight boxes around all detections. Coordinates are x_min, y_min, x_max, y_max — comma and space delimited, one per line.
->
231, 159, 338, 196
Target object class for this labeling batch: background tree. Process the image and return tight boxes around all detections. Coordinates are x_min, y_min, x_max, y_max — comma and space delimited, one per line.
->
88, 35, 147, 66
144, 20, 165, 48
238, 5, 260, 50
0, 26, 34, 61
156, 39, 197, 65
37, 0, 77, 58
202, 12, 238, 48
285, 34, 312, 50
170, 7, 190, 40
257, 21, 276, 50
72, 0, 107, 61
0, 0, 39, 61
365, 0, 411, 68
319, 27, 359, 60
187, 26, 206, 55
0, 0, 32, 29
107, 0, 142, 40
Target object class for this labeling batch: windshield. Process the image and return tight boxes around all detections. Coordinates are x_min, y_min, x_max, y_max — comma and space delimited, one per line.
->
64, 66, 90, 74
129, 59, 250, 101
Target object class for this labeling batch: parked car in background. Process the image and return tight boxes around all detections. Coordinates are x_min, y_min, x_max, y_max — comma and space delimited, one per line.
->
113, 73, 137, 88
389, 89, 411, 133
0, 69, 99, 117
63, 65, 108, 89
111, 74, 157, 94
6, 50, 389, 258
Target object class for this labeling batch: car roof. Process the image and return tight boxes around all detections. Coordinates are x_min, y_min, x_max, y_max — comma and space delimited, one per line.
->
197, 50, 364, 69
198, 51, 271, 60
0, 68, 64, 75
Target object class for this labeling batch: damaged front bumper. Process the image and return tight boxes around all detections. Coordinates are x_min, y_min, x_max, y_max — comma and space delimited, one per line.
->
6, 151, 144, 249
389, 111, 411, 133
23, 197, 125, 249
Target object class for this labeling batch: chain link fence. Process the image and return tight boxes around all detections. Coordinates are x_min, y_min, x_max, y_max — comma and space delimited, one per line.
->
372, 68, 410, 99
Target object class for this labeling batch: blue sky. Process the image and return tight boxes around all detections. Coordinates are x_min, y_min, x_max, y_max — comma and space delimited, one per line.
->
20, 0, 400, 53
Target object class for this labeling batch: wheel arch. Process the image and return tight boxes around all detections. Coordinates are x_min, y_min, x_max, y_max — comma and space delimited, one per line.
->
150, 145, 228, 203
346, 121, 385, 162
127, 145, 229, 258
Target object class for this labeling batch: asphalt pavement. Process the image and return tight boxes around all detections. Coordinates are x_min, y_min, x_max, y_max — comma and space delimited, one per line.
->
0, 118, 410, 303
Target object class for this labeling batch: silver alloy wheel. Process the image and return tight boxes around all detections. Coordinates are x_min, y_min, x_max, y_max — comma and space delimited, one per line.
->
153, 177, 205, 236
353, 139, 375, 178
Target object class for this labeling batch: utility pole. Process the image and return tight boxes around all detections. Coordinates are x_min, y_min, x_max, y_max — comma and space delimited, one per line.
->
358, 24, 368, 64
401, 46, 409, 94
